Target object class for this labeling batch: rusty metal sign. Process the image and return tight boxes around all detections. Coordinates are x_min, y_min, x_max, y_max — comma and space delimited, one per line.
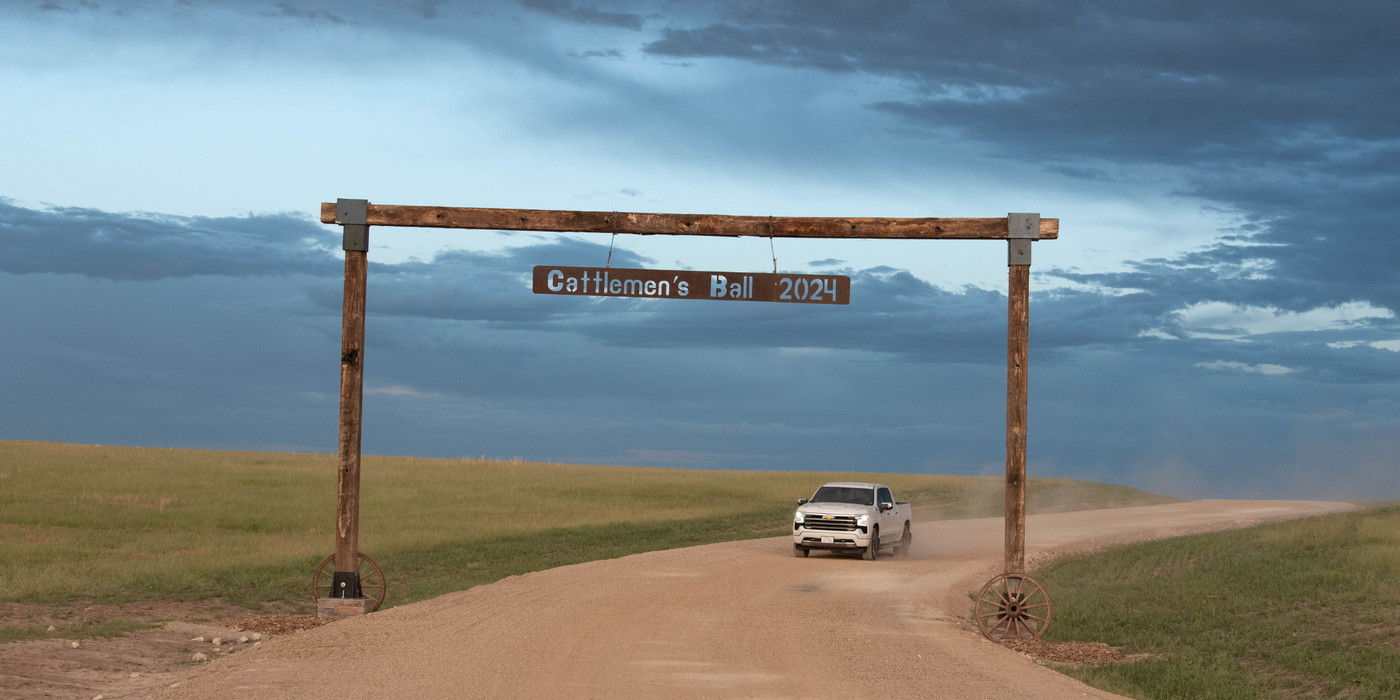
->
532, 266, 850, 305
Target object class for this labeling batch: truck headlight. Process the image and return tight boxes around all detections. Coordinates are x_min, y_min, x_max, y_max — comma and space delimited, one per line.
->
794, 512, 805, 524
856, 514, 870, 525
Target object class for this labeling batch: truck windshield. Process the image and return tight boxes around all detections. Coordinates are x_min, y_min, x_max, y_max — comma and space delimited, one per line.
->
809, 486, 874, 506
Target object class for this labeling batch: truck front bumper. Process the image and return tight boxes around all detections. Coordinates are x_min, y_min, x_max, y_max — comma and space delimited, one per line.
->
793, 528, 873, 549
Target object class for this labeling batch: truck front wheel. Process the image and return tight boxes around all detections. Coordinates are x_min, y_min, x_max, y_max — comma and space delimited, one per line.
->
862, 527, 880, 561
793, 545, 810, 558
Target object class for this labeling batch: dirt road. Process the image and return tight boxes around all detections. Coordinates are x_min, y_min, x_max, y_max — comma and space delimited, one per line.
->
153, 499, 1354, 700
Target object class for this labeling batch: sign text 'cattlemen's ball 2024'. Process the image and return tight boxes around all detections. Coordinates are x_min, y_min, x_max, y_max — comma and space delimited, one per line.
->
532, 266, 850, 305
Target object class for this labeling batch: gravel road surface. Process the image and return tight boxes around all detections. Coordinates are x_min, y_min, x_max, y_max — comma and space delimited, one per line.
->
153, 499, 1355, 700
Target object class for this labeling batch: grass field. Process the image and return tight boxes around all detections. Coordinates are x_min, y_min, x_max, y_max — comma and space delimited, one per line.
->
0, 439, 1174, 611
1036, 505, 1400, 700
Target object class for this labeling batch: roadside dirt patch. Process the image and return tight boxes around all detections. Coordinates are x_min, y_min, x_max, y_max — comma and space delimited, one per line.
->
1001, 639, 1135, 666
0, 599, 291, 630
0, 600, 312, 700
232, 614, 330, 636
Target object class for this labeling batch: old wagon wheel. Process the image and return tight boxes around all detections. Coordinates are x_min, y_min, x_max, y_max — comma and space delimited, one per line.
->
312, 553, 387, 611
975, 572, 1052, 641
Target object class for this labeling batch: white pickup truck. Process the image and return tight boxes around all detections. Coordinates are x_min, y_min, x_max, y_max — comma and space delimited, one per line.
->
792, 482, 912, 560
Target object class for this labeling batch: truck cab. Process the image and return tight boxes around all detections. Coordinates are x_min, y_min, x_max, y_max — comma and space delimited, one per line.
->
791, 482, 912, 560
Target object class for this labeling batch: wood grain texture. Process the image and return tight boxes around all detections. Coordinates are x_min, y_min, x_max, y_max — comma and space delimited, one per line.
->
1005, 264, 1030, 574
319, 202, 1059, 240
335, 250, 367, 574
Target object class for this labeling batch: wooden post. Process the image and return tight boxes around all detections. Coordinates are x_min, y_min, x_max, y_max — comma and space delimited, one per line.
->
1005, 263, 1029, 573
1004, 213, 1036, 574
336, 248, 367, 578
332, 199, 370, 603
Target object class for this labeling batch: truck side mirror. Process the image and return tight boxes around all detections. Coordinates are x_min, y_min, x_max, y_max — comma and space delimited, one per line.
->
879, 502, 892, 511
797, 498, 808, 505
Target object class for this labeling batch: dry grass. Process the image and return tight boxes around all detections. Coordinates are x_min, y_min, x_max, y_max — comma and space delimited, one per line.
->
0, 439, 1173, 609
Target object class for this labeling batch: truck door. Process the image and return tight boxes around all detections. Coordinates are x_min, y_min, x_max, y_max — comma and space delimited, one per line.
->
876, 487, 894, 545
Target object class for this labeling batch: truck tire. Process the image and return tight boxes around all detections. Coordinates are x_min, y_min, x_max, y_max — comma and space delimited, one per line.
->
862, 527, 880, 561
895, 522, 912, 557
793, 545, 810, 558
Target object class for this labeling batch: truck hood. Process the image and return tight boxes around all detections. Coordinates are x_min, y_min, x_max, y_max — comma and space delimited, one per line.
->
798, 502, 872, 516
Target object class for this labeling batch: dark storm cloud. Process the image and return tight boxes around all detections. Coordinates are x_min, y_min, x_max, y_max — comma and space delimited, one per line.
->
516, 0, 645, 30
0, 199, 341, 281
258, 2, 352, 26
641, 0, 1400, 321
1169, 170, 1400, 316
407, 0, 449, 20
643, 2, 1398, 133
642, 0, 1398, 159
310, 237, 654, 324
314, 236, 1400, 386
136, 0, 646, 32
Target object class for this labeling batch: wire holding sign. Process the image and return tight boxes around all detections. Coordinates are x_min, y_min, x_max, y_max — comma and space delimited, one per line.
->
532, 266, 850, 305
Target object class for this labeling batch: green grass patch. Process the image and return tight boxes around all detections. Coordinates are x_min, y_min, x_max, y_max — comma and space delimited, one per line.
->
1035, 506, 1400, 700
0, 439, 1173, 610
0, 619, 159, 643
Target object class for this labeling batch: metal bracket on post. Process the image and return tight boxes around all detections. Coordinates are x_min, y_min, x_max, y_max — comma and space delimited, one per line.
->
331, 570, 362, 599
338, 198, 369, 252
1008, 213, 1039, 266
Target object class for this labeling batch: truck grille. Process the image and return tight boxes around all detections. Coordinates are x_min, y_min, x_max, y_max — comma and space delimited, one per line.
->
802, 515, 857, 531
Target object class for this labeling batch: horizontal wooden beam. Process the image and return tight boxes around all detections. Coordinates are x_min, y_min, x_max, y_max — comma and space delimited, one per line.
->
319, 202, 1058, 240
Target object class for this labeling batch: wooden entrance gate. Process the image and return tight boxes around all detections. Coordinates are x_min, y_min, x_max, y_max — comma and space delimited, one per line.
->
314, 200, 1058, 639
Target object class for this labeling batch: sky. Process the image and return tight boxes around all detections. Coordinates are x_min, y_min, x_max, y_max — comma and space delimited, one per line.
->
1, 0, 1398, 499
